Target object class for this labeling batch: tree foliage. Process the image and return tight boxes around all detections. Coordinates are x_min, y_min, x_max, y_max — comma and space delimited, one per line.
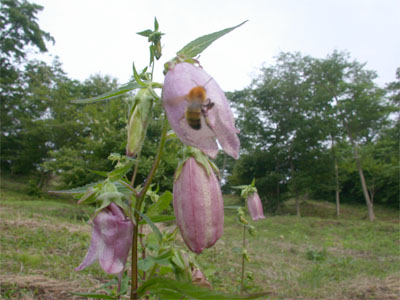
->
229, 51, 398, 215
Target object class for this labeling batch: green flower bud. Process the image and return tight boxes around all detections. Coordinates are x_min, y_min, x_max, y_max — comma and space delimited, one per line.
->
126, 88, 153, 157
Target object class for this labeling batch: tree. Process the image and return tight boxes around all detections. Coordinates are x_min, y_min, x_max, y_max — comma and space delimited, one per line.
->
313, 51, 391, 221
230, 51, 394, 219
230, 53, 330, 215
0, 0, 54, 72
1, 0, 54, 173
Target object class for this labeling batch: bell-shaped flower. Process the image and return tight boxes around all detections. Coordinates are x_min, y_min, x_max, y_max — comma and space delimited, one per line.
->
191, 268, 212, 289
247, 192, 265, 221
173, 156, 224, 253
75, 203, 133, 274
163, 62, 240, 159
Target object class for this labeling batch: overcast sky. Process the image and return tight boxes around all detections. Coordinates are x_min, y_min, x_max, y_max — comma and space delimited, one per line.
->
34, 0, 400, 92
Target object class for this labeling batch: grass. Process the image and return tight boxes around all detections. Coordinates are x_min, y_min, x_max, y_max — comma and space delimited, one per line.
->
1, 177, 399, 299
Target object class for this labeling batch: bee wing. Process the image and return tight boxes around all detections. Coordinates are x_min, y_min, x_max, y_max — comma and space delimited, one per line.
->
164, 95, 186, 106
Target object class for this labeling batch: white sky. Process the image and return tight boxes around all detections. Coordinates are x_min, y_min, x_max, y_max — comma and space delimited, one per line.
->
34, 0, 400, 92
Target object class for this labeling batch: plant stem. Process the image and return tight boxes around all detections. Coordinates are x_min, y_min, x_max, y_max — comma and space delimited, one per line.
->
240, 224, 246, 294
130, 115, 169, 300
130, 151, 141, 187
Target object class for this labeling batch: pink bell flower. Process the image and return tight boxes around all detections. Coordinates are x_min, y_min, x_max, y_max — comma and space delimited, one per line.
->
173, 157, 224, 253
247, 192, 265, 221
163, 62, 240, 159
192, 268, 212, 289
75, 203, 133, 274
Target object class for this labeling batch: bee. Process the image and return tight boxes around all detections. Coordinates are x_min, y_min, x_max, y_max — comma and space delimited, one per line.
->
184, 79, 214, 130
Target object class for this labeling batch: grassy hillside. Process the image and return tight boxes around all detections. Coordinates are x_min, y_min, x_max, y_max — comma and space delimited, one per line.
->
1, 178, 399, 299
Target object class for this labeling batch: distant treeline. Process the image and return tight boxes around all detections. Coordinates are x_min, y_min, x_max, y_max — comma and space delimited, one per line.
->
225, 52, 399, 218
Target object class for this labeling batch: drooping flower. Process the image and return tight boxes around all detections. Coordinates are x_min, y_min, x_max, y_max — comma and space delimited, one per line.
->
163, 62, 240, 159
173, 157, 224, 254
192, 268, 212, 289
75, 203, 133, 274
247, 192, 265, 221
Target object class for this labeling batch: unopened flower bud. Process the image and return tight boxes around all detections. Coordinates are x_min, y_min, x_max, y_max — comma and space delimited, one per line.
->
173, 157, 224, 253
126, 88, 153, 157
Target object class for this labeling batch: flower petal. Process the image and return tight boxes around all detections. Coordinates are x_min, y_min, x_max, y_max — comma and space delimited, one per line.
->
98, 204, 133, 274
75, 211, 106, 272
76, 203, 133, 274
247, 192, 266, 221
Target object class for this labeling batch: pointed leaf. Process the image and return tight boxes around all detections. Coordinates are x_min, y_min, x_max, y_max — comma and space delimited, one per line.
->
70, 292, 115, 299
88, 169, 108, 177
138, 215, 175, 224
154, 17, 159, 31
137, 277, 267, 299
107, 159, 135, 181
72, 81, 140, 104
135, 209, 162, 242
146, 191, 173, 216
176, 20, 247, 58
49, 181, 104, 195
137, 29, 153, 37
132, 62, 147, 87
77, 188, 97, 204
138, 257, 155, 271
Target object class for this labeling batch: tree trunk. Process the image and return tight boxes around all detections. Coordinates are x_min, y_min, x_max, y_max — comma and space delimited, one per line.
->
334, 158, 340, 217
276, 180, 281, 213
290, 160, 301, 217
331, 135, 340, 217
346, 126, 375, 221
295, 190, 301, 217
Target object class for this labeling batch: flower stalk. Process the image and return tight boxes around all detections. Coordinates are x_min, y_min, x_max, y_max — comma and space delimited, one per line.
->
130, 115, 169, 300
241, 224, 246, 294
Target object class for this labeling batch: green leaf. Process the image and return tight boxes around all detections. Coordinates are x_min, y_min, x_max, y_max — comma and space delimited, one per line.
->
231, 185, 248, 189
70, 292, 115, 299
154, 17, 159, 31
171, 250, 186, 270
137, 277, 267, 299
132, 62, 147, 87
88, 169, 108, 177
77, 188, 97, 205
107, 159, 135, 181
176, 20, 247, 58
137, 29, 153, 37
146, 191, 173, 217
192, 151, 212, 177
147, 250, 174, 266
174, 160, 185, 182
138, 215, 175, 225
136, 209, 162, 242
138, 257, 155, 271
224, 205, 241, 210
49, 180, 104, 195
251, 178, 256, 187
71, 81, 140, 104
